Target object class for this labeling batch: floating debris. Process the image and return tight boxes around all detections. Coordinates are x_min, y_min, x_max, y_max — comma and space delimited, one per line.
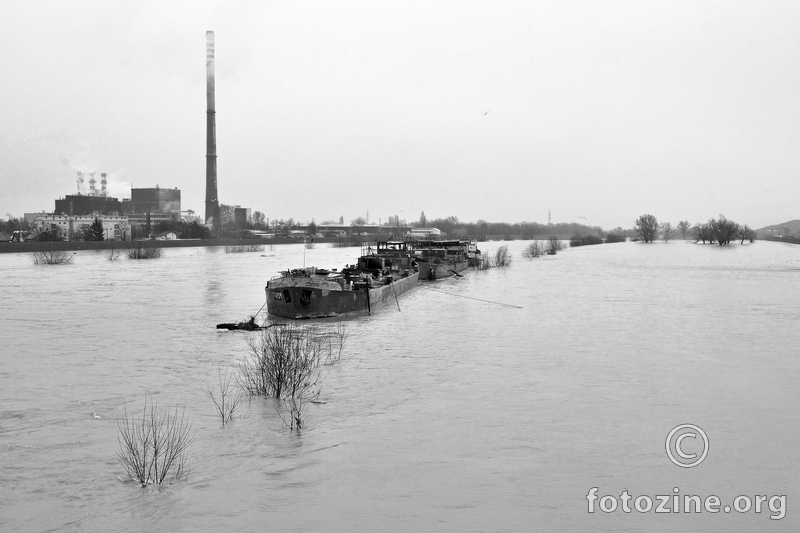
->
216, 316, 266, 331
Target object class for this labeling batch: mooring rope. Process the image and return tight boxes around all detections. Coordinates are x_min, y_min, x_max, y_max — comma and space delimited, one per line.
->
422, 287, 523, 309
253, 296, 268, 318
391, 279, 401, 312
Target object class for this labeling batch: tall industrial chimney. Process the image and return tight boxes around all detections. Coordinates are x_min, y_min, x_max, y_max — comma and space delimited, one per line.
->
205, 30, 219, 226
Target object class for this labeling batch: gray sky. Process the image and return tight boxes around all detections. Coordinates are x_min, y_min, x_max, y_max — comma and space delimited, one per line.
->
2, 0, 798, 229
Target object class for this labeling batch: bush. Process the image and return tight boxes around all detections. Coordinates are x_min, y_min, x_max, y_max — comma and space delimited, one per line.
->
569, 234, 603, 247
477, 245, 513, 269
31, 250, 73, 265
127, 240, 163, 259
105, 245, 122, 260
605, 233, 626, 243
238, 325, 324, 399
202, 369, 245, 426
225, 245, 265, 253
329, 237, 360, 248
116, 398, 195, 486
522, 241, 545, 259
546, 236, 563, 255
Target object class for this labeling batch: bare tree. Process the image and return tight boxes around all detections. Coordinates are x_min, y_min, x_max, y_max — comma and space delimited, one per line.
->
522, 241, 545, 259
202, 369, 246, 426
708, 215, 739, 246
693, 223, 711, 244
634, 214, 659, 243
677, 220, 691, 239
546, 236, 563, 254
660, 222, 675, 242
277, 397, 308, 433
116, 398, 195, 486
127, 240, 163, 259
238, 325, 324, 400
31, 250, 73, 265
105, 245, 121, 261
738, 224, 754, 244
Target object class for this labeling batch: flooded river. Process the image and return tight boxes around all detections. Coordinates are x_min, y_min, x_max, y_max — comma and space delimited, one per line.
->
1, 240, 798, 532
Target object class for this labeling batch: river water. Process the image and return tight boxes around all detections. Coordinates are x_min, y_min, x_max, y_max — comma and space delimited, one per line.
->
1, 240, 798, 532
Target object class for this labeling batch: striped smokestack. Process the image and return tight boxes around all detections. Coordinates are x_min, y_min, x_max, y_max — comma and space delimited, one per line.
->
205, 30, 219, 226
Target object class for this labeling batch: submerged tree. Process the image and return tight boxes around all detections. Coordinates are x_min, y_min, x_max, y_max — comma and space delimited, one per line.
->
634, 214, 659, 243
708, 215, 739, 246
677, 220, 691, 240
116, 398, 195, 486
660, 222, 675, 243
693, 223, 712, 244
738, 224, 755, 244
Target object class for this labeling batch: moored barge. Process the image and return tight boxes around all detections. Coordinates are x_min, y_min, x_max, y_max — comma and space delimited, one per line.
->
266, 241, 419, 319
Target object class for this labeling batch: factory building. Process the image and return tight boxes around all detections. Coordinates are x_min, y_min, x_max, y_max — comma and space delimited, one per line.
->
55, 195, 122, 216
234, 206, 251, 227
122, 187, 182, 227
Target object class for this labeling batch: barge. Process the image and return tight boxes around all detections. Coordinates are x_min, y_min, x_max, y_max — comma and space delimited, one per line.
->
266, 241, 419, 319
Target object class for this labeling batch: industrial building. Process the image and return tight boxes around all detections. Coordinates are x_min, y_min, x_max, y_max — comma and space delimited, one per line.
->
32, 214, 129, 241
123, 187, 181, 216
234, 206, 251, 227
55, 195, 122, 216
122, 187, 181, 227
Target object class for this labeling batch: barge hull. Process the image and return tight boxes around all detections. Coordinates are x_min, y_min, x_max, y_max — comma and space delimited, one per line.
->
266, 273, 419, 319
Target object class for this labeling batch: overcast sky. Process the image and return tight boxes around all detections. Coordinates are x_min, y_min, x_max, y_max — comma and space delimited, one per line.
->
1, 0, 798, 229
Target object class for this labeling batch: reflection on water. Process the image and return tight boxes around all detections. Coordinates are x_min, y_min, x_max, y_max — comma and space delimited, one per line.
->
1, 240, 799, 532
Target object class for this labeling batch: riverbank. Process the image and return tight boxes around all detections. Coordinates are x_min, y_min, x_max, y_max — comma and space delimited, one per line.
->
758, 235, 800, 245
0, 237, 344, 254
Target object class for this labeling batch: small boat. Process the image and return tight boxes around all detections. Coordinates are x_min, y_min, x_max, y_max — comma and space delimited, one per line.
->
265, 241, 419, 319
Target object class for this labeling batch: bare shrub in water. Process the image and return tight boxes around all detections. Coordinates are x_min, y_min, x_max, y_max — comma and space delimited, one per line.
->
238, 325, 324, 399
321, 323, 347, 366
202, 369, 246, 426
494, 245, 512, 267
127, 240, 163, 259
116, 398, 195, 486
225, 245, 265, 253
546, 236, 563, 254
31, 250, 74, 265
105, 245, 121, 261
329, 236, 361, 248
522, 241, 545, 259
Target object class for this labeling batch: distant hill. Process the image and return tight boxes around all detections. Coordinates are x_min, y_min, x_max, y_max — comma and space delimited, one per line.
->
756, 219, 800, 237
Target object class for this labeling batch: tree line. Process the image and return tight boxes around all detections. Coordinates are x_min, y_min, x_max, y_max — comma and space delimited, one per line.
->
634, 214, 755, 245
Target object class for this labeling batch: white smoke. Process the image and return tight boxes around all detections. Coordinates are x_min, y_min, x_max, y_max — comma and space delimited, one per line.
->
61, 157, 131, 199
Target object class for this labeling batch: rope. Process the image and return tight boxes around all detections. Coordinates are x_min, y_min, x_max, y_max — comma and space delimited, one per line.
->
391, 278, 401, 312
253, 296, 268, 318
422, 287, 523, 309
